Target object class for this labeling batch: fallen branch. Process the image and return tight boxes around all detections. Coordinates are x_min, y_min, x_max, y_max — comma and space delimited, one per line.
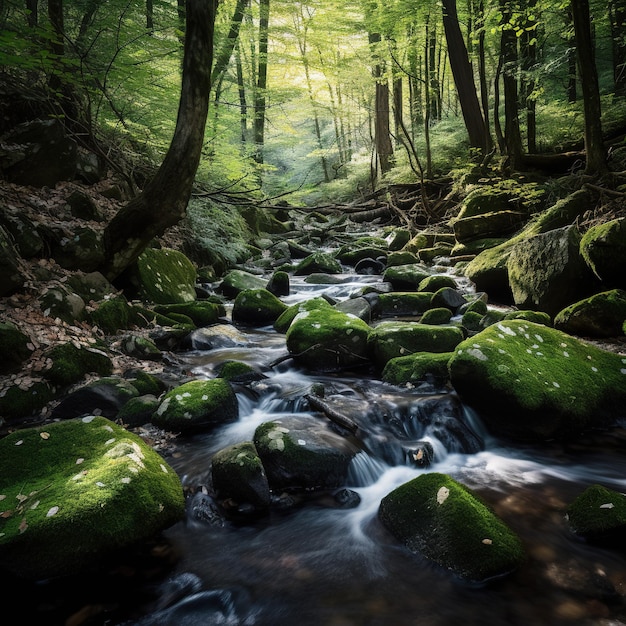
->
304, 393, 359, 434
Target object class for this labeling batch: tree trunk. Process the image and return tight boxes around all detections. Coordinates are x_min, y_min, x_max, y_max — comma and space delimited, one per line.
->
253, 0, 270, 164
571, 0, 607, 174
99, 0, 216, 281
235, 42, 248, 145
441, 0, 488, 153
565, 7, 577, 102
211, 0, 249, 87
26, 0, 38, 27
146, 0, 154, 32
521, 0, 538, 153
609, 0, 626, 96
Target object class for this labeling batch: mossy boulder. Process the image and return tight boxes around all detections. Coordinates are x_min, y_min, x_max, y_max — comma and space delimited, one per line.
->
122, 369, 167, 397
335, 246, 387, 266
0, 416, 184, 580
116, 394, 160, 428
0, 380, 55, 422
554, 289, 626, 337
382, 352, 453, 386
386, 228, 411, 251
42, 342, 113, 386
368, 322, 464, 368
452, 211, 527, 244
294, 252, 342, 275
507, 225, 599, 317
152, 378, 238, 434
267, 270, 290, 296
378, 473, 524, 582
253, 415, 360, 492
386, 251, 420, 266
420, 307, 453, 325
232, 288, 288, 326
418, 274, 457, 293
136, 247, 197, 304
219, 269, 267, 298
119, 335, 162, 361
153, 301, 224, 327
0, 322, 32, 375
448, 320, 626, 440
418, 243, 454, 263
566, 484, 626, 547
382, 263, 431, 290
430, 287, 467, 312
503, 310, 552, 325
580, 217, 626, 289
89, 296, 135, 334
211, 441, 271, 512
378, 292, 434, 317
274, 297, 334, 333
285, 307, 371, 372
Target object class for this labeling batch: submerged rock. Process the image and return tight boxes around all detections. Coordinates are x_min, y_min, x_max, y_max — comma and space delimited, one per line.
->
0, 416, 184, 579
448, 320, 626, 440
379, 472, 524, 583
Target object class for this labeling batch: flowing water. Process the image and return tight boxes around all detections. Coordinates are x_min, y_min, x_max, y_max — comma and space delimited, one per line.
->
16, 261, 626, 626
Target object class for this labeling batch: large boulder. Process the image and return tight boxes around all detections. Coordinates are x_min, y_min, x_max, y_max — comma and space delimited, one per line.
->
285, 307, 371, 371
135, 247, 197, 304
294, 252, 342, 275
0, 416, 184, 579
232, 288, 288, 326
368, 321, 464, 368
382, 352, 453, 387
219, 269, 266, 298
554, 289, 626, 337
274, 297, 334, 333
378, 473, 524, 583
382, 263, 431, 290
507, 225, 599, 317
253, 415, 360, 492
579, 217, 626, 289
448, 320, 626, 440
152, 378, 238, 434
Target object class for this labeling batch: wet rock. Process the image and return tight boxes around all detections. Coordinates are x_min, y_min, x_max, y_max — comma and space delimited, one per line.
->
334, 296, 372, 322
267, 270, 290, 296
368, 322, 464, 368
580, 216, 626, 289
152, 378, 238, 434
566, 484, 626, 548
554, 289, 626, 337
448, 319, 626, 440
354, 257, 386, 275
135, 248, 197, 304
186, 489, 226, 527
285, 306, 371, 371
383, 263, 431, 290
219, 268, 266, 298
154, 301, 224, 327
378, 472, 524, 583
405, 441, 435, 467
185, 323, 248, 350
0, 416, 184, 579
51, 376, 139, 419
253, 415, 361, 491
294, 252, 342, 275
382, 351, 453, 387
211, 441, 271, 513
336, 246, 387, 266
430, 286, 467, 312
232, 288, 288, 326
0, 322, 33, 375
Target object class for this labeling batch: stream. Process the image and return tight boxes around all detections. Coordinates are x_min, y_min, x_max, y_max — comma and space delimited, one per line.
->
15, 241, 626, 625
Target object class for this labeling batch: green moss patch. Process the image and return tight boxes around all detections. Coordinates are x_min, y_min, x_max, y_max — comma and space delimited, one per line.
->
379, 472, 524, 582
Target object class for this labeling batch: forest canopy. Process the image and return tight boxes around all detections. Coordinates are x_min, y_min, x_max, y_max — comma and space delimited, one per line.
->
2, 0, 626, 203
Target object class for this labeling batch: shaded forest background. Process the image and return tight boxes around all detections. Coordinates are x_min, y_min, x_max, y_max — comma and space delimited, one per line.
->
3, 0, 626, 209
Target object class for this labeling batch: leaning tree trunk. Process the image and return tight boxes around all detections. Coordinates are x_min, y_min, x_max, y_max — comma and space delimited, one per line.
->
99, 0, 216, 281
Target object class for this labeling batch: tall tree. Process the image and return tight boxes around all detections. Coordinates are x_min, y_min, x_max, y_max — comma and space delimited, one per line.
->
99, 0, 217, 280
253, 0, 270, 164
441, 0, 489, 153
570, 0, 607, 174
609, 0, 626, 96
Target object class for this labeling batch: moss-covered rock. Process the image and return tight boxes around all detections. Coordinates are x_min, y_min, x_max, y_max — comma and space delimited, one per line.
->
383, 263, 431, 290
152, 378, 238, 434
274, 297, 335, 333
566, 484, 626, 547
117, 394, 160, 427
448, 320, 626, 440
378, 292, 434, 317
451, 237, 508, 257
136, 247, 197, 304
368, 322, 464, 368
382, 352, 453, 386
122, 369, 167, 397
253, 415, 360, 492
266, 270, 290, 296
452, 210, 527, 244
503, 310, 552, 325
294, 252, 343, 275
0, 322, 33, 375
153, 301, 224, 327
232, 288, 289, 326
430, 287, 467, 312
554, 289, 626, 337
215, 360, 265, 383
336, 246, 387, 266
378, 473, 524, 582
0, 379, 55, 421
507, 225, 599, 317
211, 441, 270, 512
39, 283, 86, 324
386, 251, 420, 266
418, 274, 457, 293
219, 269, 267, 298
42, 342, 113, 386
580, 217, 626, 289
420, 307, 453, 325
0, 416, 184, 579
285, 307, 371, 372
89, 296, 135, 334
386, 228, 411, 251
119, 335, 162, 361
